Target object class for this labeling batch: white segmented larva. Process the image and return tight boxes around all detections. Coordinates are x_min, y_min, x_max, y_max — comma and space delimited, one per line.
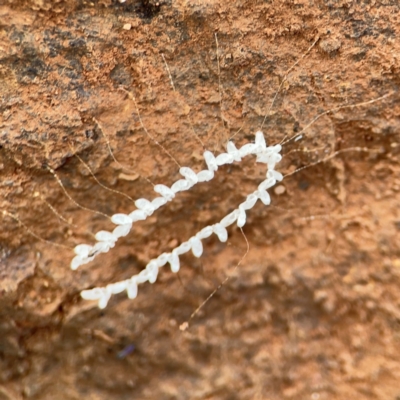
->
91, 240, 112, 254
107, 281, 127, 294
196, 226, 213, 240
95, 230, 116, 242
136, 269, 151, 284
179, 167, 198, 184
170, 251, 180, 273
73, 132, 283, 307
220, 210, 239, 228
174, 241, 192, 255
237, 208, 247, 228
197, 169, 214, 182
171, 179, 192, 193
129, 209, 147, 222
238, 143, 257, 157
171, 254, 181, 269
146, 260, 159, 284
255, 130, 267, 148
151, 197, 168, 210
258, 177, 276, 191
212, 223, 228, 242
156, 252, 170, 267
112, 223, 132, 238
239, 193, 258, 211
189, 236, 203, 258
80, 287, 106, 301
216, 153, 234, 165
257, 189, 271, 206
203, 150, 218, 172
135, 198, 155, 215
111, 213, 133, 225
74, 244, 93, 257
126, 278, 138, 299
269, 169, 284, 181
71, 255, 86, 271
226, 141, 242, 161
154, 184, 175, 200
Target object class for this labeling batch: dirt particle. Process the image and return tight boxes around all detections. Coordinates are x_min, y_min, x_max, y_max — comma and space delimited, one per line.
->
179, 322, 189, 331
298, 180, 310, 191
118, 172, 139, 181
110, 64, 133, 86
274, 185, 286, 195
319, 38, 341, 54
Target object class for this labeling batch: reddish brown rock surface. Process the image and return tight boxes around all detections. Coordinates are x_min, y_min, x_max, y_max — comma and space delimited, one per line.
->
1, 0, 400, 398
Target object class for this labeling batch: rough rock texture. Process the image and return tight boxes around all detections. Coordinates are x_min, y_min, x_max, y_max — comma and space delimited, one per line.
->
0, 0, 400, 399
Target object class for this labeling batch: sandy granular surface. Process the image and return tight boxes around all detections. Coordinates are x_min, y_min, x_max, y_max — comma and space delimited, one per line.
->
1, 0, 400, 399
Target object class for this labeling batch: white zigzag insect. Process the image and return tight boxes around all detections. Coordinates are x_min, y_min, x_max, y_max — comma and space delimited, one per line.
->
71, 131, 283, 309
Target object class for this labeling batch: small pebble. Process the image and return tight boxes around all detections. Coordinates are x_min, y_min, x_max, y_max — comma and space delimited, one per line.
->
123, 23, 132, 30
274, 185, 286, 195
319, 38, 341, 53
180, 322, 189, 331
